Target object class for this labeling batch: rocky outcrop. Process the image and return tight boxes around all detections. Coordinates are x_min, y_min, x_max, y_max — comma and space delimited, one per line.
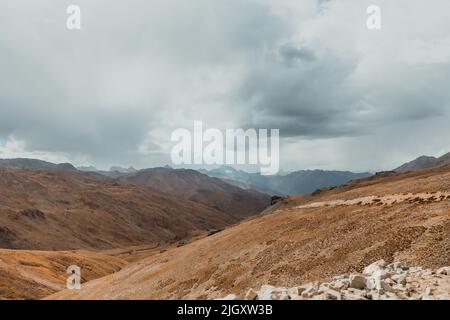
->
0, 226, 16, 238
270, 196, 287, 206
17, 209, 46, 220
243, 260, 450, 300
0, 225, 17, 246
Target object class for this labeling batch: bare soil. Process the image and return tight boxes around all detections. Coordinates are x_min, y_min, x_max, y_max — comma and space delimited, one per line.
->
49, 165, 450, 299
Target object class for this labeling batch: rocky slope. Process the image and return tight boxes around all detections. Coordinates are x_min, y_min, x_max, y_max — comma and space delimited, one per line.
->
0, 168, 238, 250
118, 167, 270, 219
243, 261, 450, 300
48, 165, 450, 300
0, 249, 126, 300
395, 152, 450, 172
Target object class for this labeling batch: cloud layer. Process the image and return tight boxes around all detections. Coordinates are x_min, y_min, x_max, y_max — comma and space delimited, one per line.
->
0, 0, 449, 171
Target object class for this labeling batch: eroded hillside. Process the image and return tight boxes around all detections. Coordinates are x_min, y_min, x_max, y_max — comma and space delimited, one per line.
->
49, 165, 450, 299
118, 167, 270, 219
0, 168, 237, 250
0, 249, 125, 299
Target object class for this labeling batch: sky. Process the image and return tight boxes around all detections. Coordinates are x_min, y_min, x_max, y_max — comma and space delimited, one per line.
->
0, 0, 450, 172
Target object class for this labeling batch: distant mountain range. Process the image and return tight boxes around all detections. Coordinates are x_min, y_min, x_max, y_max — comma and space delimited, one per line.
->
7, 154, 450, 198
78, 165, 137, 173
0, 158, 77, 171
78, 165, 138, 178
79, 164, 270, 217
199, 166, 372, 196
395, 152, 450, 172
81, 164, 373, 197
0, 158, 373, 197
0, 159, 270, 250
78, 163, 372, 196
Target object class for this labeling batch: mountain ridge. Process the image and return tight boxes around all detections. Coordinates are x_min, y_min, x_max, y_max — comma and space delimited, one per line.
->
395, 152, 450, 172
117, 167, 270, 219
0, 168, 238, 251
200, 165, 372, 195
0, 158, 77, 171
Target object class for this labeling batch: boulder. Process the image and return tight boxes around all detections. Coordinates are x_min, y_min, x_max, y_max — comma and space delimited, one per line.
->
245, 288, 258, 300
256, 285, 276, 300
363, 260, 386, 275
300, 284, 318, 299
333, 279, 350, 290
287, 287, 300, 300
379, 280, 394, 292
322, 288, 342, 300
349, 275, 367, 290
437, 267, 450, 275
387, 262, 404, 271
391, 274, 407, 285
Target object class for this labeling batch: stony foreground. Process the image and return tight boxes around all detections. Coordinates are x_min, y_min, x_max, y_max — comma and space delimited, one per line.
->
244, 260, 450, 300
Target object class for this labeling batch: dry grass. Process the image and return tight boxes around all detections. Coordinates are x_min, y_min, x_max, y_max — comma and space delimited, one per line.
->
49, 166, 450, 300
0, 249, 126, 299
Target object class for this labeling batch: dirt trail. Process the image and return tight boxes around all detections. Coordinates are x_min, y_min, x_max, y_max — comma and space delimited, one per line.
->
295, 192, 450, 209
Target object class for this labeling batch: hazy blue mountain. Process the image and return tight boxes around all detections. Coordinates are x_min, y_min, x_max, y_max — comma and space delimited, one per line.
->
200, 166, 372, 196
109, 166, 137, 173
77, 165, 99, 172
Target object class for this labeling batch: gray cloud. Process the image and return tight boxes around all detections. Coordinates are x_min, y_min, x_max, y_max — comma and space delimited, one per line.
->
279, 43, 316, 65
0, 0, 450, 171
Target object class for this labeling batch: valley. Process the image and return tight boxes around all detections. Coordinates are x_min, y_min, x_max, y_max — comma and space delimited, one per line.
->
1, 157, 449, 300
2, 0, 449, 304
48, 164, 450, 300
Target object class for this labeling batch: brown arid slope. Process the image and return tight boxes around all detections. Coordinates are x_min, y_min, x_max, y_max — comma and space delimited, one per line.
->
0, 238, 209, 300
394, 152, 450, 172
0, 249, 125, 300
49, 165, 450, 299
0, 168, 238, 251
118, 168, 270, 219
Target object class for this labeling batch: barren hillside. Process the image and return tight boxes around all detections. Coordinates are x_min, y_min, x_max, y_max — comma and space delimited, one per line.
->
118, 167, 270, 219
395, 152, 450, 172
49, 165, 450, 299
0, 249, 125, 300
0, 168, 238, 251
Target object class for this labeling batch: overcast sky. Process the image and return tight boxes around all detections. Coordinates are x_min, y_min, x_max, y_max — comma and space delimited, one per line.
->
1, 0, 449, 172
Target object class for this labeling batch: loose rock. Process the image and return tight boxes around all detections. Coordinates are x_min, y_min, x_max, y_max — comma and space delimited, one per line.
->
242, 262, 450, 300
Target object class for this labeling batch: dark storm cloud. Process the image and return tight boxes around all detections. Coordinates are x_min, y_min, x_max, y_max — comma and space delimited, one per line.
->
234, 50, 363, 138
0, 0, 289, 167
278, 43, 316, 65
0, 0, 449, 171
234, 49, 450, 139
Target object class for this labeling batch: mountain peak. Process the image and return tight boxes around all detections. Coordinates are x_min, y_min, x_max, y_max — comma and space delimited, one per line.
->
395, 152, 450, 172
0, 158, 76, 172
109, 166, 137, 173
